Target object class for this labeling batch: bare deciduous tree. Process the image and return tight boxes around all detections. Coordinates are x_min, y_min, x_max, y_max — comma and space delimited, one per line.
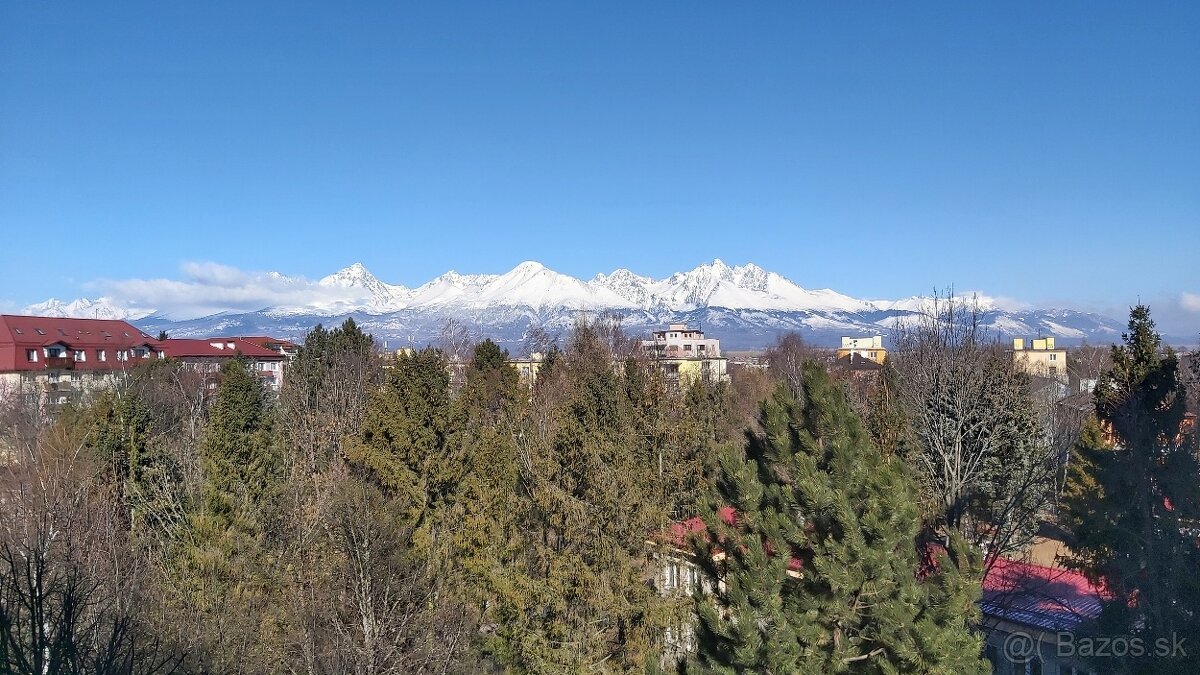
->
890, 291, 1057, 569
0, 421, 186, 674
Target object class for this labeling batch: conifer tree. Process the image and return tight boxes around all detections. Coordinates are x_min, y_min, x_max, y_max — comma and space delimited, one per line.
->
199, 356, 279, 521
486, 320, 668, 673
690, 363, 987, 675
446, 340, 523, 561
344, 347, 455, 548
169, 356, 281, 673
1062, 306, 1200, 674
281, 318, 380, 470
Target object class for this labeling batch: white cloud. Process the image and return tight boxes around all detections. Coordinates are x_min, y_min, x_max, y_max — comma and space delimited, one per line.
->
1182, 292, 1200, 313
81, 261, 370, 319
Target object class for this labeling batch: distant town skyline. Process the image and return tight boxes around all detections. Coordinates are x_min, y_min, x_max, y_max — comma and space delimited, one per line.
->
2, 3, 1197, 333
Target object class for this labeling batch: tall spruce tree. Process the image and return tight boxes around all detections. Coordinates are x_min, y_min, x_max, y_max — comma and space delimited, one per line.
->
1062, 306, 1200, 674
690, 362, 987, 675
199, 356, 279, 522
344, 347, 456, 551
170, 356, 281, 673
486, 321, 669, 673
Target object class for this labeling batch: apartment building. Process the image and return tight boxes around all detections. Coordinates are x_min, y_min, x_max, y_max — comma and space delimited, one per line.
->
1, 315, 294, 408
157, 338, 287, 391
642, 323, 729, 384
836, 335, 887, 365
0, 315, 164, 407
1012, 337, 1068, 385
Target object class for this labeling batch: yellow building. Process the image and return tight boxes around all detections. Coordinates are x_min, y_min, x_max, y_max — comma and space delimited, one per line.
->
835, 335, 886, 365
507, 353, 545, 386
1012, 337, 1068, 384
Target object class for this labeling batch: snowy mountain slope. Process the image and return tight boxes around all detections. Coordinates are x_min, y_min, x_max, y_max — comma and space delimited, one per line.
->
23, 259, 1132, 348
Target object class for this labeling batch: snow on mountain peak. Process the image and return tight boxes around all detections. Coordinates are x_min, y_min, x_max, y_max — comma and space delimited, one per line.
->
22, 296, 153, 321
320, 262, 380, 287
315, 263, 410, 312
22, 260, 1094, 339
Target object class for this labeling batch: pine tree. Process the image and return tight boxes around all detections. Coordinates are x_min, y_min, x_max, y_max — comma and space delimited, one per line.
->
167, 356, 282, 673
281, 318, 380, 470
690, 362, 988, 674
1062, 306, 1200, 674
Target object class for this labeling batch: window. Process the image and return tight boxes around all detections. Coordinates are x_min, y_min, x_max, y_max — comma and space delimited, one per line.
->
1050, 353, 1057, 361
97, 350, 106, 362
117, 350, 128, 361
13, 328, 22, 335
1049, 366, 1058, 375
26, 349, 38, 362
665, 562, 679, 590
698, 344, 706, 351
35, 328, 45, 335
45, 346, 64, 358
73, 350, 86, 362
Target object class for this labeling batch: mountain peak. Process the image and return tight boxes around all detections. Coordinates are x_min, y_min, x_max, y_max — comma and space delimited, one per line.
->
321, 262, 375, 284
509, 260, 548, 275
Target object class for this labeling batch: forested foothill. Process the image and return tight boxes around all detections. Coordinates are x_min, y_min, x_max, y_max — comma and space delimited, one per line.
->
0, 301, 1196, 674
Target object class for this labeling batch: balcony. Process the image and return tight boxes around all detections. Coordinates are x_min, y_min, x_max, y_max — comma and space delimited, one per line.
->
44, 356, 75, 370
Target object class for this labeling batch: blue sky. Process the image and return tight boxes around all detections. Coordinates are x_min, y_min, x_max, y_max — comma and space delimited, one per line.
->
2, 2, 1197, 331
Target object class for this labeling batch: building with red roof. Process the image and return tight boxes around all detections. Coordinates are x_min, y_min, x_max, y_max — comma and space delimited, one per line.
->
1, 315, 292, 407
233, 336, 300, 359
156, 338, 286, 391
980, 558, 1105, 674
0, 314, 163, 407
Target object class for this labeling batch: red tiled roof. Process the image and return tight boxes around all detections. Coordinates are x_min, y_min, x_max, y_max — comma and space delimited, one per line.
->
158, 338, 283, 360
981, 558, 1106, 633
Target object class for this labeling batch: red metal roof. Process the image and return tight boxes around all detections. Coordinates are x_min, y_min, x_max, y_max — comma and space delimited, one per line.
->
157, 338, 284, 360
234, 336, 299, 350
0, 314, 159, 373
981, 558, 1106, 633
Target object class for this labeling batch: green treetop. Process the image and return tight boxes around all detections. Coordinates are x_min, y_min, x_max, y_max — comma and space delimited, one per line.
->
1062, 305, 1200, 674
690, 363, 987, 675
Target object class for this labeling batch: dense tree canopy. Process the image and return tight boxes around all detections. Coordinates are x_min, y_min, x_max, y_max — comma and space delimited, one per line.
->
1062, 306, 1200, 675
689, 364, 987, 675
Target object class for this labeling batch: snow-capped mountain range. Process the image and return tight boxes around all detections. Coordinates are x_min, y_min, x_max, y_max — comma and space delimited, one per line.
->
22, 260, 1126, 349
